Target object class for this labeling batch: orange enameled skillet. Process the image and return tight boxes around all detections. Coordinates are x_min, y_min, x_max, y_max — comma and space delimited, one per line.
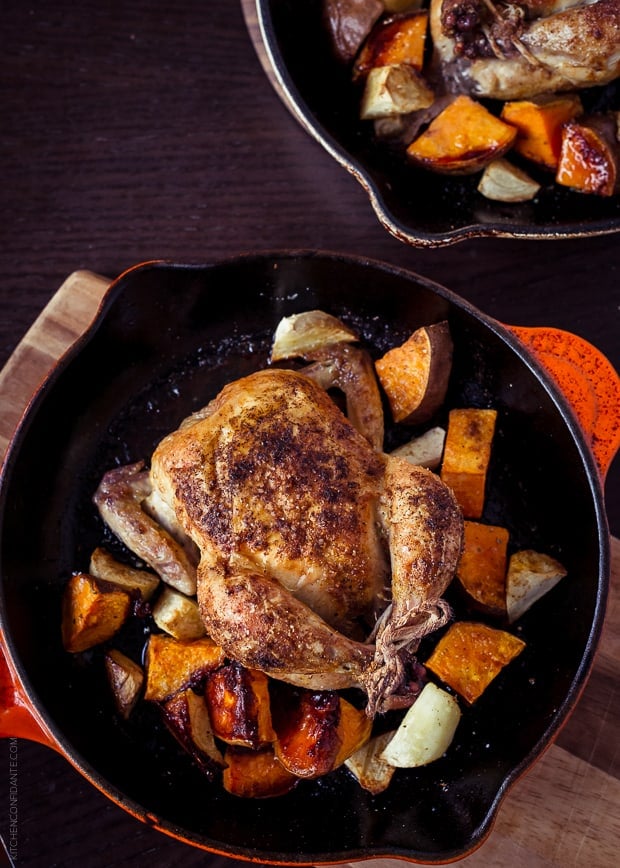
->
0, 252, 618, 862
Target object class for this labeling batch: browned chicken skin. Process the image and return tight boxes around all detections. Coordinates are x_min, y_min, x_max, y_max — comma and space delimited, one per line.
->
431, 0, 620, 99
148, 368, 463, 715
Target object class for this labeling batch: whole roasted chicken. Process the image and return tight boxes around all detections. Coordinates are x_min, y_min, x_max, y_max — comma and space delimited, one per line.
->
94, 319, 463, 716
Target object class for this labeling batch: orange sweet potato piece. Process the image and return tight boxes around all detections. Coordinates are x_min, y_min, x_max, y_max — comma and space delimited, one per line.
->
354, 11, 429, 80
62, 573, 131, 653
407, 96, 517, 174
501, 95, 583, 170
375, 321, 453, 425
333, 697, 373, 767
271, 686, 342, 779
556, 116, 619, 197
222, 745, 297, 798
425, 621, 525, 704
144, 634, 226, 702
456, 521, 510, 616
204, 662, 275, 749
440, 408, 497, 519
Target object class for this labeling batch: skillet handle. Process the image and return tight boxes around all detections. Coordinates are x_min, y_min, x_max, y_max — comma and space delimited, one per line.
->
505, 325, 620, 481
0, 633, 57, 748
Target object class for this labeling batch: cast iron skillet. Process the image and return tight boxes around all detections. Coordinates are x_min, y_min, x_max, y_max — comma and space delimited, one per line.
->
0, 252, 617, 863
244, 0, 620, 247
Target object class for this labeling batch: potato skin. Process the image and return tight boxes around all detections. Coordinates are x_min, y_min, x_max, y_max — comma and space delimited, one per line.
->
556, 116, 619, 197
324, 0, 384, 63
375, 321, 453, 425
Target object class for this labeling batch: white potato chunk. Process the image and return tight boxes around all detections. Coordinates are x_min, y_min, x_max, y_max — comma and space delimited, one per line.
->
104, 649, 144, 720
163, 688, 224, 769
390, 426, 446, 470
185, 690, 222, 762
381, 682, 461, 768
361, 65, 434, 121
89, 547, 160, 600
152, 586, 207, 640
345, 730, 397, 794
506, 549, 568, 623
271, 310, 358, 361
477, 158, 541, 203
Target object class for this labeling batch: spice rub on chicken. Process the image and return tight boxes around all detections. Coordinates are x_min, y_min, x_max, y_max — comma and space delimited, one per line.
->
94, 317, 463, 717
148, 369, 462, 716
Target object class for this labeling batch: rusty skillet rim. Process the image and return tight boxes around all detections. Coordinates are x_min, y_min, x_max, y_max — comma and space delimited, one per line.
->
0, 251, 611, 862
252, 1, 620, 247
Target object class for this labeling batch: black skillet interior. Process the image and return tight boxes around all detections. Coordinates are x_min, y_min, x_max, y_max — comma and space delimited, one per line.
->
0, 253, 608, 862
256, 0, 620, 245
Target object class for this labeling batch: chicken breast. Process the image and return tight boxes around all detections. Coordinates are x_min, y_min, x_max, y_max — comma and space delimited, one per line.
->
151, 368, 390, 637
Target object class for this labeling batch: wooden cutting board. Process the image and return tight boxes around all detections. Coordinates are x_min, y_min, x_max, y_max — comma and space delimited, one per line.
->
0, 271, 618, 867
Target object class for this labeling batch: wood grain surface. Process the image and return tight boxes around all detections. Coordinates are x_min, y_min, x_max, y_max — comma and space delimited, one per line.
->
0, 2, 618, 866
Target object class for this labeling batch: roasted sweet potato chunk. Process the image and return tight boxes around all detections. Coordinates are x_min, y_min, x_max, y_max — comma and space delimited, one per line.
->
333, 697, 373, 767
556, 116, 619, 196
456, 521, 510, 616
375, 321, 452, 424
425, 621, 525, 704
271, 686, 342, 779
204, 662, 274, 749
271, 686, 370, 778
440, 408, 497, 519
501, 95, 583, 170
407, 96, 517, 174
62, 573, 131, 653
223, 746, 297, 798
144, 634, 225, 702
354, 10, 429, 80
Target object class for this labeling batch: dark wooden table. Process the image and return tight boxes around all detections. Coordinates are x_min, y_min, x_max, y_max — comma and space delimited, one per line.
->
0, 2, 618, 866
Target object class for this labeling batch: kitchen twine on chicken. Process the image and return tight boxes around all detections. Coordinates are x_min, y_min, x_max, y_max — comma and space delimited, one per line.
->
6, 738, 18, 863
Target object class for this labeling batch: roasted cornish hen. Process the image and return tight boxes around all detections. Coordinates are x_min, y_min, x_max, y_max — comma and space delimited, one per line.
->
95, 362, 463, 715
148, 368, 462, 715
